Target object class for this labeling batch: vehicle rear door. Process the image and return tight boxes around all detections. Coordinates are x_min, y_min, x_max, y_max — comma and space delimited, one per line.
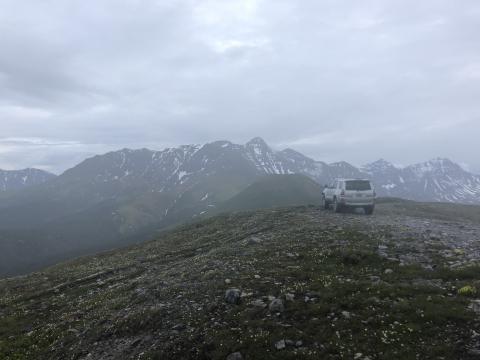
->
344, 180, 374, 203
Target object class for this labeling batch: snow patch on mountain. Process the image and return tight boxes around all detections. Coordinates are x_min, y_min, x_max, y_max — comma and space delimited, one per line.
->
38, 138, 480, 206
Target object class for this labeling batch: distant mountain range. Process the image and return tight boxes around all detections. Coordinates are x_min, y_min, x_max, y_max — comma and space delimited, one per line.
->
0, 168, 55, 192
5, 136, 477, 202
1, 137, 479, 276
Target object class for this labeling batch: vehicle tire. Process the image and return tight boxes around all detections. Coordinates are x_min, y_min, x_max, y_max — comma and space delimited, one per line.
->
364, 205, 374, 215
333, 198, 342, 213
322, 196, 329, 210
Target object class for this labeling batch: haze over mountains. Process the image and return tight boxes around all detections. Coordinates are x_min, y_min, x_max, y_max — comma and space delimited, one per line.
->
2, 137, 479, 203
0, 168, 55, 192
1, 137, 480, 276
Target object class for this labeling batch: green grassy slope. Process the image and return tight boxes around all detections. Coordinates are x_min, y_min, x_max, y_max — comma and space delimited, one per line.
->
216, 174, 323, 213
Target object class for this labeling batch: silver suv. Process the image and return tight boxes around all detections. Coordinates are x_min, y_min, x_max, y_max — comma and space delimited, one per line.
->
322, 179, 376, 214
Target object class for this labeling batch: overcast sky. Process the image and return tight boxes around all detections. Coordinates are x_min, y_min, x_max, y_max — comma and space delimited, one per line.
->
1, 0, 480, 174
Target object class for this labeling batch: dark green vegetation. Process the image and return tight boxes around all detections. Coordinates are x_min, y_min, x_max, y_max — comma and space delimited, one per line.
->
0, 171, 323, 277
214, 174, 323, 213
1, 207, 479, 359
0, 144, 262, 277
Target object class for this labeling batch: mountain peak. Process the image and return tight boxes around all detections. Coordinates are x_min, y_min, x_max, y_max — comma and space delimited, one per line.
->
0, 168, 56, 192
363, 159, 397, 172
427, 157, 455, 165
246, 137, 269, 148
209, 140, 233, 148
245, 137, 273, 157
407, 158, 465, 179
329, 161, 355, 168
414, 157, 458, 170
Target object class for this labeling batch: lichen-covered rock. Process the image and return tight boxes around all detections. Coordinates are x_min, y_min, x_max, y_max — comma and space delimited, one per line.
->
225, 288, 242, 304
275, 339, 286, 350
269, 298, 285, 312
470, 300, 480, 314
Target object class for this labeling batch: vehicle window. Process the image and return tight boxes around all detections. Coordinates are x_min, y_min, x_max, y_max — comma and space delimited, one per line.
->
345, 180, 371, 191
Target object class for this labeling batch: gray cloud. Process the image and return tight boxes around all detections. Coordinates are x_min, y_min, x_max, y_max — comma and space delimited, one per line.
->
1, 0, 480, 174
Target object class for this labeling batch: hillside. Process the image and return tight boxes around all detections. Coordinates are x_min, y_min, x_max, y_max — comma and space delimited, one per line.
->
1, 205, 479, 359
215, 174, 322, 213
1, 138, 480, 277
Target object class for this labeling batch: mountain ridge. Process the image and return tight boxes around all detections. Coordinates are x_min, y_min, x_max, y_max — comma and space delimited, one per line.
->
3, 138, 479, 204
0, 168, 56, 192
1, 137, 479, 276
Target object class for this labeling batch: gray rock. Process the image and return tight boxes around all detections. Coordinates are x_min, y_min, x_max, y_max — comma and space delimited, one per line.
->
275, 339, 286, 350
247, 236, 261, 245
384, 269, 394, 274
252, 299, 267, 308
285, 339, 294, 346
172, 323, 186, 331
269, 298, 285, 312
285, 293, 295, 301
295, 340, 303, 347
225, 289, 242, 304
226, 352, 243, 360
470, 300, 480, 314
130, 338, 142, 348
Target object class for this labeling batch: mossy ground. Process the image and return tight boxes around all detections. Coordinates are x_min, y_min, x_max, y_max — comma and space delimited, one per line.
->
0, 207, 479, 359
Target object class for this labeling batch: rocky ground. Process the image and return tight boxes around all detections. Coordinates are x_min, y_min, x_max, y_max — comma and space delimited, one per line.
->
1, 204, 480, 359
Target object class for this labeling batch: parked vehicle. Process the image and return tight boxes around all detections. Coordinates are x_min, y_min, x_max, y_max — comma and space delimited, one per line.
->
322, 179, 376, 214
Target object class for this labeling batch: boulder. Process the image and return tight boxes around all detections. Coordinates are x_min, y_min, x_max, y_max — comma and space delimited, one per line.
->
269, 298, 285, 313
275, 340, 286, 350
225, 289, 242, 304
